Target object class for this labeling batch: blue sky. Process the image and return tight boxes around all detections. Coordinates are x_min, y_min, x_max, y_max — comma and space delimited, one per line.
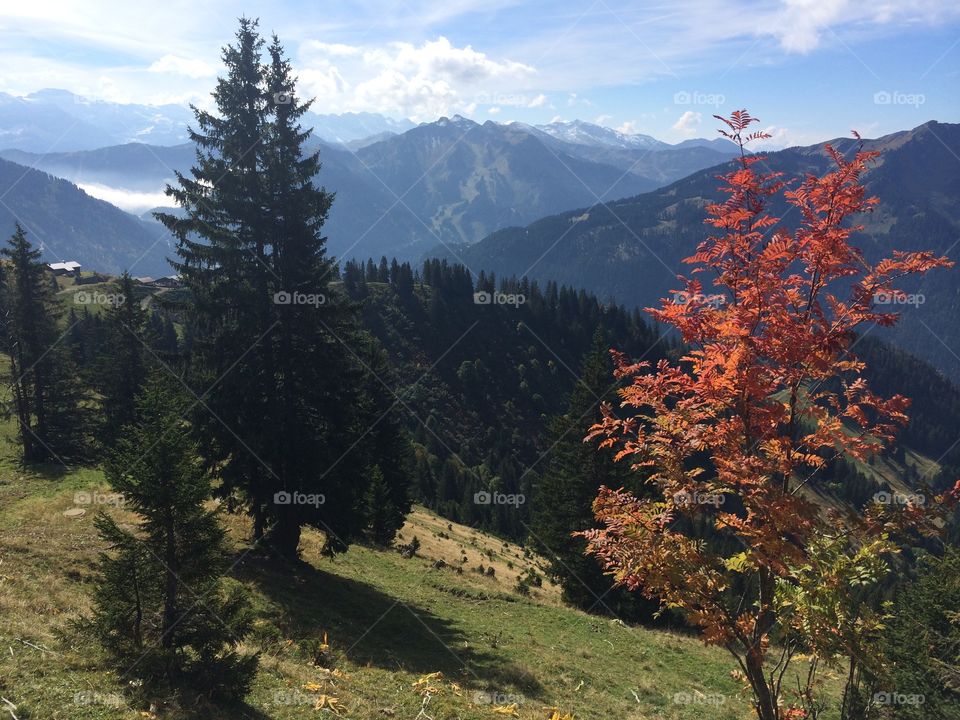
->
1, 0, 958, 145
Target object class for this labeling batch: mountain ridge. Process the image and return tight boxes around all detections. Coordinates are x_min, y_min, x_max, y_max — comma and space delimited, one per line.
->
445, 120, 960, 381
0, 115, 737, 263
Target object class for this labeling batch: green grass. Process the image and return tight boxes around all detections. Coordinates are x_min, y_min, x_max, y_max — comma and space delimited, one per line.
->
0, 423, 844, 719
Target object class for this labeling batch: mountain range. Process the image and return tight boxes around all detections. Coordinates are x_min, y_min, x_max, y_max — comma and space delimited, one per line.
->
0, 89, 195, 151
447, 120, 960, 382
0, 89, 419, 150
0, 89, 738, 154
0, 108, 739, 263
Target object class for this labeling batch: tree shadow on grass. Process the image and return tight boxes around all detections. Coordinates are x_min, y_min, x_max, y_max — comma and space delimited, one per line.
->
235, 552, 544, 699
151, 698, 274, 720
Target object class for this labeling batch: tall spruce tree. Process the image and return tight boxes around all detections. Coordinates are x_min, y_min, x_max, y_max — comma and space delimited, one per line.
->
92, 372, 257, 700
156, 18, 271, 542
355, 337, 413, 545
157, 21, 390, 557
96, 272, 148, 451
1, 224, 86, 462
529, 328, 653, 619
365, 465, 399, 545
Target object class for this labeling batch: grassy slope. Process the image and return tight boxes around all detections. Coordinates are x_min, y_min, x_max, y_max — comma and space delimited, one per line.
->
0, 435, 847, 719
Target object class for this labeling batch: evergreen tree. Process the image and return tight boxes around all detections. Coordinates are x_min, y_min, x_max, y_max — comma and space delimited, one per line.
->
161, 316, 179, 356
529, 328, 652, 618
96, 272, 148, 450
156, 19, 270, 545
92, 373, 257, 700
157, 21, 386, 557
0, 224, 86, 462
880, 549, 960, 719
355, 337, 413, 544
365, 465, 399, 545
143, 310, 180, 357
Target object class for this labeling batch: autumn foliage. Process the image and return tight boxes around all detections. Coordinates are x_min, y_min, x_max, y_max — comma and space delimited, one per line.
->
581, 110, 958, 719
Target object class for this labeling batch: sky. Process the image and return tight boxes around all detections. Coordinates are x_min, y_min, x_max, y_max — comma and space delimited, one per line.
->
0, 0, 958, 145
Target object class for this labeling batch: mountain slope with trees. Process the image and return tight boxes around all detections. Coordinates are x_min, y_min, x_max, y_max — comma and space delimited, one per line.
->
0, 157, 173, 275
453, 121, 960, 381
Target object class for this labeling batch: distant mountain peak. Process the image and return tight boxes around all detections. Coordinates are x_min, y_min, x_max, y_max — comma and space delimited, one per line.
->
672, 136, 738, 150
25, 88, 77, 100
534, 119, 667, 150
433, 114, 478, 128
307, 111, 415, 144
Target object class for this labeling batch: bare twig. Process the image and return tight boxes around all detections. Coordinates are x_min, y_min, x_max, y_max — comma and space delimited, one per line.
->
1, 696, 19, 720
14, 638, 57, 655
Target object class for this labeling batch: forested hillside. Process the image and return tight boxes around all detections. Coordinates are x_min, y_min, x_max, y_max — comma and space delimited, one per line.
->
452, 121, 960, 382
0, 157, 172, 275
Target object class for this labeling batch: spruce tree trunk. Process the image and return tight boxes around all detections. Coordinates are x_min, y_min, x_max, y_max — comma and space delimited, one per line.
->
266, 508, 301, 559
253, 502, 265, 541
7, 350, 34, 461
161, 510, 178, 648
32, 362, 48, 456
132, 559, 143, 649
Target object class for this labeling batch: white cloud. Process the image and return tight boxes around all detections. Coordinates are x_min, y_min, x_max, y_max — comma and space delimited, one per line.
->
564, 92, 594, 108
594, 114, 612, 125
672, 110, 702, 135
147, 54, 215, 79
772, 0, 851, 52
302, 41, 362, 58
748, 125, 804, 149
330, 36, 536, 120
488, 106, 501, 114
617, 121, 638, 134
77, 183, 172, 213
527, 93, 547, 108
767, 0, 960, 53
299, 62, 350, 99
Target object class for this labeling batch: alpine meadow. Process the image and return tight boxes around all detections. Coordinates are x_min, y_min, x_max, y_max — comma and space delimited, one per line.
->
1, 4, 960, 720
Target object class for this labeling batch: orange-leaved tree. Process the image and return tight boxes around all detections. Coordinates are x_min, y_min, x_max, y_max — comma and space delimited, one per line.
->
580, 110, 958, 720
